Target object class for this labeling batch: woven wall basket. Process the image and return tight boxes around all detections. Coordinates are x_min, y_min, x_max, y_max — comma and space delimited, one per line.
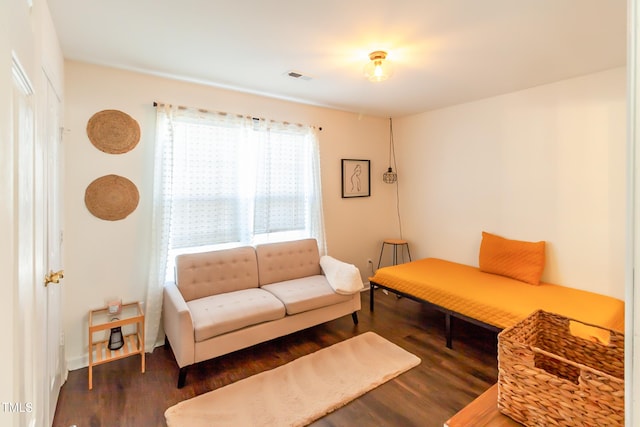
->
86, 109, 140, 154
85, 174, 139, 221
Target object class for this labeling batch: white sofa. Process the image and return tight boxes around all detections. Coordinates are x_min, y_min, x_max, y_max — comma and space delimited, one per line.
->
163, 238, 362, 387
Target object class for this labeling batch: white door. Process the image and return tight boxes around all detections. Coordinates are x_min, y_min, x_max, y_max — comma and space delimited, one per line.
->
41, 70, 64, 426
12, 55, 64, 427
13, 53, 38, 427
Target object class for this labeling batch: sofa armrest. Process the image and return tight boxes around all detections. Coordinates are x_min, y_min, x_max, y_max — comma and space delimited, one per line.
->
163, 282, 195, 368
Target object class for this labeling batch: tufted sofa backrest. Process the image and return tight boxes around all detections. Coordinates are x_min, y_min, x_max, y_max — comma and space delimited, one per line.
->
255, 238, 321, 286
175, 246, 259, 302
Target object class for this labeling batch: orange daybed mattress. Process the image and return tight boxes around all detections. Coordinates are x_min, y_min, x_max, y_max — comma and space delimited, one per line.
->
369, 258, 624, 341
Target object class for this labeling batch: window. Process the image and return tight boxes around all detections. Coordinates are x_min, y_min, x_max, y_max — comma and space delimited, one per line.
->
154, 106, 325, 280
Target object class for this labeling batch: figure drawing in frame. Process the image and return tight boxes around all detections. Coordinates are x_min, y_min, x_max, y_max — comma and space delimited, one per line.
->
341, 159, 370, 198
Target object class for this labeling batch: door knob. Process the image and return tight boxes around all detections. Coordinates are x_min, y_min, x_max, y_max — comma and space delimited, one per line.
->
44, 269, 64, 286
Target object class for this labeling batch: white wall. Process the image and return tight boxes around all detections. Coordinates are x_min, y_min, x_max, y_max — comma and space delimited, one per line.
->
63, 64, 627, 371
396, 67, 626, 299
63, 63, 627, 370
628, 2, 639, 422
0, 0, 15, 421
63, 61, 396, 369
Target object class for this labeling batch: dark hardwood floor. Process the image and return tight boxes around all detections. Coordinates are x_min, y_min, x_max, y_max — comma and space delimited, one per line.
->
53, 289, 499, 427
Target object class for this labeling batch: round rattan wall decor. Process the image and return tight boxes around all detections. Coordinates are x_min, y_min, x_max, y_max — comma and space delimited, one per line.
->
84, 174, 139, 221
86, 109, 140, 154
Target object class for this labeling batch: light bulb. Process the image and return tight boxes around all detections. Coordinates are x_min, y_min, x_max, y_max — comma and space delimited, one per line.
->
364, 51, 392, 82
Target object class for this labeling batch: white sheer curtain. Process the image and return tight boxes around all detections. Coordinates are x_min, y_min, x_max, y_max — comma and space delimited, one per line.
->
144, 104, 325, 349
143, 104, 174, 351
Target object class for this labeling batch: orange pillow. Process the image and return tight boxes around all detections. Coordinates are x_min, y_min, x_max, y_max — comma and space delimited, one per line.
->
479, 231, 546, 285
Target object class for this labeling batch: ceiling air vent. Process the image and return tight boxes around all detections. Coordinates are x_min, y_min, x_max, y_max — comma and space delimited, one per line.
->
285, 70, 312, 81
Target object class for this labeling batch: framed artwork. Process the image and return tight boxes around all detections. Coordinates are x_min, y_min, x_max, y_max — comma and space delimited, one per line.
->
341, 159, 370, 198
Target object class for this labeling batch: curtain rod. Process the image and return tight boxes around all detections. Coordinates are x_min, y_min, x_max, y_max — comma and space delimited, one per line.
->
152, 101, 322, 131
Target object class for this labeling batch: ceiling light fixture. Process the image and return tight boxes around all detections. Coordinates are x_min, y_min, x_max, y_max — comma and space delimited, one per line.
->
364, 50, 392, 82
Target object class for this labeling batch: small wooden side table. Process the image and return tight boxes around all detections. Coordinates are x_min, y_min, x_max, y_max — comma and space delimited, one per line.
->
88, 301, 145, 389
444, 384, 522, 427
377, 238, 412, 269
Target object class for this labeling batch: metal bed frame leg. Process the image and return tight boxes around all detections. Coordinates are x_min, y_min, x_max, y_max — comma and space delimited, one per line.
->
445, 313, 452, 349
369, 283, 375, 311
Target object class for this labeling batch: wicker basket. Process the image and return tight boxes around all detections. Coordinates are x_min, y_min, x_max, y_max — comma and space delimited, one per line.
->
497, 310, 624, 426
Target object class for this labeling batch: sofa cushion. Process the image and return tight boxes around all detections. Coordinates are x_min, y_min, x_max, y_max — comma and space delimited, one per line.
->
261, 275, 353, 315
479, 231, 546, 285
187, 288, 285, 342
176, 246, 259, 301
256, 238, 321, 286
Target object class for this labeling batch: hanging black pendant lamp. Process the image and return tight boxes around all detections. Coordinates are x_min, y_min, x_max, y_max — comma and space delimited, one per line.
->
383, 118, 397, 184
